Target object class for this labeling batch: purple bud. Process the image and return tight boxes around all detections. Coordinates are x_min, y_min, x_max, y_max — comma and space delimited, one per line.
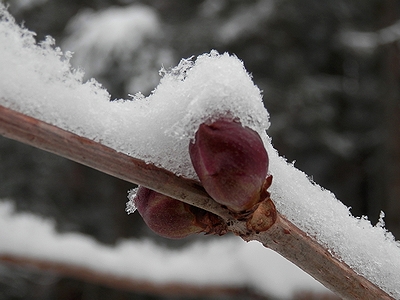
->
134, 186, 227, 239
189, 119, 269, 212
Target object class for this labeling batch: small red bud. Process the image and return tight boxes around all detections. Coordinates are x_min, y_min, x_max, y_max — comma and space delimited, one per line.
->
134, 186, 227, 239
189, 119, 269, 212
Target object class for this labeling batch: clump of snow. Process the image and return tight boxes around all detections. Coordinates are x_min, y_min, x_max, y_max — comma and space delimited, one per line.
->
7, 0, 48, 12
125, 188, 138, 215
62, 5, 162, 77
0, 4, 400, 298
217, 1, 275, 44
0, 4, 112, 140
64, 5, 159, 68
0, 201, 329, 299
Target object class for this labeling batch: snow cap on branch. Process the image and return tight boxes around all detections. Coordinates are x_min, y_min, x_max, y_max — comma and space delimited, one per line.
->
0, 5, 269, 178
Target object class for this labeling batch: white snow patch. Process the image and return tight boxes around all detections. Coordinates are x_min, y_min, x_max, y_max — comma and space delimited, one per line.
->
7, 0, 48, 12
0, 201, 328, 299
62, 5, 161, 77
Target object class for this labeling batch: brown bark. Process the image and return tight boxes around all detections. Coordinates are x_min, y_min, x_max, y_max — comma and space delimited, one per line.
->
381, 0, 400, 240
0, 104, 395, 299
246, 213, 394, 300
0, 104, 231, 221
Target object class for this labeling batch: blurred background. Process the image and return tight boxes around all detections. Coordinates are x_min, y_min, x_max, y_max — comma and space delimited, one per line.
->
0, 0, 399, 299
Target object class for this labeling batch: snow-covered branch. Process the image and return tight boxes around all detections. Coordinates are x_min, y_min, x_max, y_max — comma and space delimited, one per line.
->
0, 104, 231, 222
0, 104, 394, 300
0, 253, 260, 298
249, 214, 393, 300
1, 4, 399, 299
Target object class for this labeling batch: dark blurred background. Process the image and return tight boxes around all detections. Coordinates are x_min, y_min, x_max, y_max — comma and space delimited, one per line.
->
0, 0, 399, 299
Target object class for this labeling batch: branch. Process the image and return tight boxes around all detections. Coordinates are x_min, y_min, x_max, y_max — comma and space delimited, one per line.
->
0, 104, 232, 223
0, 254, 266, 299
247, 214, 393, 300
0, 104, 394, 300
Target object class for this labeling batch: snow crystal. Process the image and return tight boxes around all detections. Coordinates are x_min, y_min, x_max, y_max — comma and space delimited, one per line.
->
0, 4, 399, 298
125, 188, 138, 215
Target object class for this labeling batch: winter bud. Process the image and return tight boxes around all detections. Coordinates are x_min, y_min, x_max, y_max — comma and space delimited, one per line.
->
134, 186, 227, 239
189, 119, 269, 212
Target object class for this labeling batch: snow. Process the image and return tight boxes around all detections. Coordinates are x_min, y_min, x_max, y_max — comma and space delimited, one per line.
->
62, 5, 161, 78
0, 3, 268, 177
267, 146, 400, 297
126, 187, 138, 214
339, 20, 400, 54
61, 5, 174, 96
0, 201, 328, 299
7, 0, 48, 12
217, 1, 275, 44
0, 3, 400, 298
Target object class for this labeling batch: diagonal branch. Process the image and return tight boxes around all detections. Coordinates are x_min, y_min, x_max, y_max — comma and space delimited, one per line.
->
0, 104, 394, 300
246, 214, 394, 300
0, 104, 233, 223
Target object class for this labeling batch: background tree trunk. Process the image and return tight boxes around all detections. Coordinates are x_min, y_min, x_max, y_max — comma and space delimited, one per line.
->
381, 0, 400, 238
